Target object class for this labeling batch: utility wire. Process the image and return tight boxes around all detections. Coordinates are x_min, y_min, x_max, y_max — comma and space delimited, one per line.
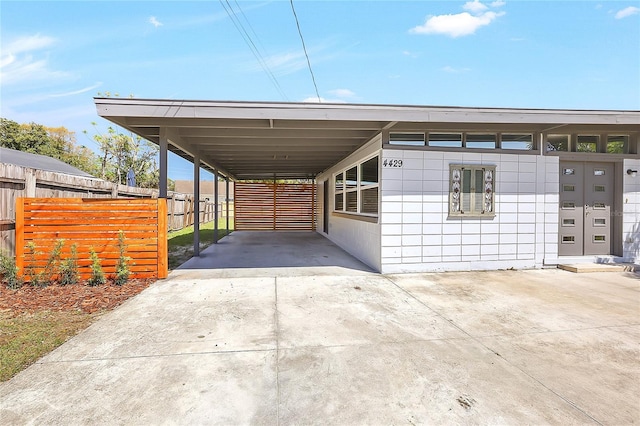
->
218, 0, 289, 101
289, 0, 321, 103
233, 0, 269, 55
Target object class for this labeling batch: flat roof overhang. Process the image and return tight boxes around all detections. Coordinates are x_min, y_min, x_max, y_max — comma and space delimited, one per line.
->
95, 98, 640, 180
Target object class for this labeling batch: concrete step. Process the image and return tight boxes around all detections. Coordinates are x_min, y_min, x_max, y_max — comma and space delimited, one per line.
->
557, 263, 639, 273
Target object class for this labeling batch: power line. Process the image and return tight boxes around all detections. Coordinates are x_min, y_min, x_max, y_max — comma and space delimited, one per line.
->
233, 0, 268, 55
289, 0, 321, 103
218, 0, 289, 101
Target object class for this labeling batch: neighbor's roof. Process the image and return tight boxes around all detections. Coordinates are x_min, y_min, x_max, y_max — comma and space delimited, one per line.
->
0, 147, 94, 178
95, 98, 640, 180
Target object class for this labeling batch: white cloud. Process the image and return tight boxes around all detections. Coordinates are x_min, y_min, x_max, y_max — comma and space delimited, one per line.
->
250, 43, 338, 76
442, 65, 471, 73
4, 34, 56, 55
463, 0, 488, 13
402, 50, 419, 58
490, 0, 506, 7
149, 16, 163, 28
615, 6, 639, 19
301, 96, 347, 104
49, 82, 103, 98
328, 88, 355, 98
410, 11, 505, 37
261, 51, 308, 75
0, 34, 69, 87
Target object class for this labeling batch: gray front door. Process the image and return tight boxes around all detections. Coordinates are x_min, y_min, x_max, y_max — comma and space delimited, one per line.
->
559, 161, 614, 256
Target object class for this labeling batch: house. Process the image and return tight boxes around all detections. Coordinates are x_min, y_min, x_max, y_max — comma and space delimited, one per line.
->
95, 99, 640, 273
0, 146, 95, 178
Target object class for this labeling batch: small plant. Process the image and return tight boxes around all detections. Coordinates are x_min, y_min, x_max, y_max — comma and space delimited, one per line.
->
41, 239, 65, 285
87, 248, 106, 287
59, 243, 79, 286
0, 250, 23, 289
114, 230, 131, 286
24, 242, 43, 287
24, 240, 65, 287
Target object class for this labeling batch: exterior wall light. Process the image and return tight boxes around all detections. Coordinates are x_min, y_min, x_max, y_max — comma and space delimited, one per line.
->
627, 169, 638, 177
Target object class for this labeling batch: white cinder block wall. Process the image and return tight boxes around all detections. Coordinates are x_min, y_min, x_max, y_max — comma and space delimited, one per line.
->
380, 149, 560, 273
623, 158, 640, 263
316, 136, 382, 272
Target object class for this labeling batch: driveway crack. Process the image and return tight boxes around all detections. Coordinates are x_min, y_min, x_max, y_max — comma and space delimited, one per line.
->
382, 275, 605, 425
274, 277, 281, 426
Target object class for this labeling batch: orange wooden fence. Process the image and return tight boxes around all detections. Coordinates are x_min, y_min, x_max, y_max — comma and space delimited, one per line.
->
234, 182, 316, 231
15, 198, 168, 281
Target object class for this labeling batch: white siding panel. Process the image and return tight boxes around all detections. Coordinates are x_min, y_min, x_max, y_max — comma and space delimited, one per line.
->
380, 147, 561, 273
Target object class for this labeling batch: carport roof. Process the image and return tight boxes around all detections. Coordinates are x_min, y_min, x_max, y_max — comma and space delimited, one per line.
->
95, 98, 639, 180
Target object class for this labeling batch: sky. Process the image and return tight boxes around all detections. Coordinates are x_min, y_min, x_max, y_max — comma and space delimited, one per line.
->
1, 0, 639, 180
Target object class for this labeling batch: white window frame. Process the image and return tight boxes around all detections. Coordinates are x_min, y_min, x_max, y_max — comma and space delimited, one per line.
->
333, 154, 379, 217
449, 164, 496, 218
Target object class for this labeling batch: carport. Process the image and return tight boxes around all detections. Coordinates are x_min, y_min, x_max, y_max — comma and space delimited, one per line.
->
95, 98, 396, 259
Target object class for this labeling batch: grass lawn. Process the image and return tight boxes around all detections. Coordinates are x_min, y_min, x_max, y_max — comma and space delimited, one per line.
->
168, 219, 233, 269
0, 310, 95, 382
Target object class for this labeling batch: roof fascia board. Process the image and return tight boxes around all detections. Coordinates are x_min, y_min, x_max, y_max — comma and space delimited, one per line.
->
95, 98, 640, 126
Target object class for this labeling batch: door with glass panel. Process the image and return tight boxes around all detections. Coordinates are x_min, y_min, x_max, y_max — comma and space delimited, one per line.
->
559, 162, 614, 256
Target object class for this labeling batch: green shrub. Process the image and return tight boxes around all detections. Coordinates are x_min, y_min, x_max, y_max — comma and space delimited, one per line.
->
87, 248, 106, 287
0, 251, 23, 289
42, 239, 64, 285
24, 242, 43, 287
59, 244, 79, 286
24, 240, 64, 287
114, 230, 131, 286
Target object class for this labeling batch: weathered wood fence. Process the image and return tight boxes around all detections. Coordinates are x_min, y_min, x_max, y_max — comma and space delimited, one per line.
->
16, 198, 168, 280
1, 163, 232, 256
235, 182, 316, 231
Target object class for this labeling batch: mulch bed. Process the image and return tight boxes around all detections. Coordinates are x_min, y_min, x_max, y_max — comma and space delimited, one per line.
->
0, 280, 155, 316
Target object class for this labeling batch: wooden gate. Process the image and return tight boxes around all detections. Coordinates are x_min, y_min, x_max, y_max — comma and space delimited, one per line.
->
15, 198, 168, 280
234, 182, 316, 231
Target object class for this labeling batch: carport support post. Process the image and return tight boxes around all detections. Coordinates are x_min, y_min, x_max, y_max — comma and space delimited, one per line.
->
159, 130, 168, 199
193, 153, 200, 257
225, 177, 230, 234
214, 170, 219, 243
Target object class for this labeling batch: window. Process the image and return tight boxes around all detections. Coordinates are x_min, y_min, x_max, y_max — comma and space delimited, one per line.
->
607, 135, 627, 153
449, 164, 495, 217
501, 134, 533, 150
334, 155, 379, 216
466, 134, 496, 149
547, 134, 629, 154
334, 173, 344, 210
428, 133, 462, 148
547, 134, 569, 152
389, 133, 425, 146
360, 156, 379, 214
577, 135, 598, 152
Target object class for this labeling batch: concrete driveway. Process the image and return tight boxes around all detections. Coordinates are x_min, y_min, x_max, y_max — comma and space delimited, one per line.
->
1, 233, 639, 425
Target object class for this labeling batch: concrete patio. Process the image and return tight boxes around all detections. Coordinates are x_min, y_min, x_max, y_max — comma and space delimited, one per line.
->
1, 233, 639, 425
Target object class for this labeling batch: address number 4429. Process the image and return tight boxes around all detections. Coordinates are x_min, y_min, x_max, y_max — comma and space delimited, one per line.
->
382, 159, 403, 168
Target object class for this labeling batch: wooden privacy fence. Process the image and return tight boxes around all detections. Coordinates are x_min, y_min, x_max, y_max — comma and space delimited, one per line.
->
234, 182, 316, 231
1, 162, 231, 256
15, 198, 168, 281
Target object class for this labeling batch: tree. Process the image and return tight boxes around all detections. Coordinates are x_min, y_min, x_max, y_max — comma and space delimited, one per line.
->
86, 123, 160, 188
0, 118, 50, 153
1, 118, 100, 176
